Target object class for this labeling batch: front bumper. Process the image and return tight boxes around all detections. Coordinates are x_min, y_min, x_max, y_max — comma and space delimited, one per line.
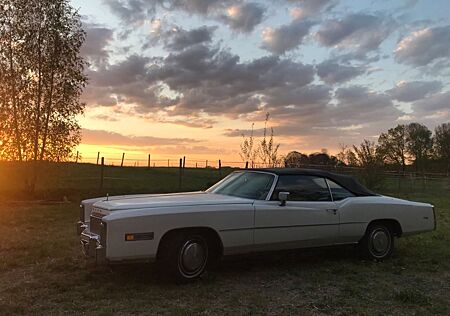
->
76, 221, 88, 235
80, 231, 106, 264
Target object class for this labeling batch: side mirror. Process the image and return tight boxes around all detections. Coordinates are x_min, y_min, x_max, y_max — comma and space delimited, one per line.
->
278, 192, 290, 206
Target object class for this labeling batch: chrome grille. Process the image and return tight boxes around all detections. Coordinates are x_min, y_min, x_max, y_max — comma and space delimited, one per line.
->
90, 215, 103, 235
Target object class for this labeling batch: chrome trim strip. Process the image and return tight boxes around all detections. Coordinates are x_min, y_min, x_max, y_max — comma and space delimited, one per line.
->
219, 221, 366, 232
265, 173, 279, 201
325, 178, 334, 202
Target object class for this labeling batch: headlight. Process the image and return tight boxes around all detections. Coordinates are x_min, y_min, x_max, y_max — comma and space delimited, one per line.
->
79, 204, 85, 222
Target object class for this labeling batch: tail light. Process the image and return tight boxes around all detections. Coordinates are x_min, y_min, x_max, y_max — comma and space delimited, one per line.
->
432, 206, 437, 230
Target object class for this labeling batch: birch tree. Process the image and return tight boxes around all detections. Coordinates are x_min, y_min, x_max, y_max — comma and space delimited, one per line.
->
0, 0, 87, 163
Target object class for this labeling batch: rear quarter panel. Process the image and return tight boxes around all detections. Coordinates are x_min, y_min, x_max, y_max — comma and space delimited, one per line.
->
338, 196, 434, 243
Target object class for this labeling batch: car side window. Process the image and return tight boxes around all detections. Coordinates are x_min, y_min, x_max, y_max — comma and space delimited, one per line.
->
326, 179, 355, 201
271, 175, 331, 202
209, 172, 275, 200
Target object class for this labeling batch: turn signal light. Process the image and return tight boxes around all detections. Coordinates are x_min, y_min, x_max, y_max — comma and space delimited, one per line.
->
125, 234, 135, 241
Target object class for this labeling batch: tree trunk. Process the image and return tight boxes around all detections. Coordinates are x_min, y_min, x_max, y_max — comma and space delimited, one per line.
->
33, 28, 43, 161
39, 30, 58, 161
8, 23, 22, 161
39, 69, 54, 161
30, 25, 44, 193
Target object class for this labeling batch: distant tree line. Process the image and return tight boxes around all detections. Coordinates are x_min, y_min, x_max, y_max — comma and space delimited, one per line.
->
284, 122, 450, 186
0, 0, 86, 163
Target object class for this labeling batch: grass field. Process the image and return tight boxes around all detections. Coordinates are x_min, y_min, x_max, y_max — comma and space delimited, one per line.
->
0, 162, 233, 201
0, 163, 449, 315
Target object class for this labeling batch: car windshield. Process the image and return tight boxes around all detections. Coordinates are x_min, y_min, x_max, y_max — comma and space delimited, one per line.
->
206, 171, 275, 200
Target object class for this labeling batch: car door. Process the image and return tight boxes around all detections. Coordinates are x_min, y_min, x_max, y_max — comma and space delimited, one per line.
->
253, 175, 339, 251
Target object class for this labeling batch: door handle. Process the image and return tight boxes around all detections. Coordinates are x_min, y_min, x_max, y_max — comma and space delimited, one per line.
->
326, 209, 337, 215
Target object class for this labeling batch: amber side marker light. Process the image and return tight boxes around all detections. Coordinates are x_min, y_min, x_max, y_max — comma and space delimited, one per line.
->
125, 232, 154, 241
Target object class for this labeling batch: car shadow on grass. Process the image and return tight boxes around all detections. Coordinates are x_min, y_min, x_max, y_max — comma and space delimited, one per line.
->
85, 244, 362, 285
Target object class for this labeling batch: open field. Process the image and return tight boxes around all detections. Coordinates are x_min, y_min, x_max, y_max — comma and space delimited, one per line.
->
0, 162, 233, 201
0, 163, 449, 315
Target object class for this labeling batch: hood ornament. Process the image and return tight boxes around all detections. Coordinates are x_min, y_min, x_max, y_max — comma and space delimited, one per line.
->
106, 193, 109, 201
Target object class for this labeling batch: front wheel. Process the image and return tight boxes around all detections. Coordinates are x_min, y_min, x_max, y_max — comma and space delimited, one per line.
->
157, 232, 209, 282
359, 223, 394, 260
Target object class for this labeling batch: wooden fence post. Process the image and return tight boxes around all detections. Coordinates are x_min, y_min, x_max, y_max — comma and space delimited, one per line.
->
245, 161, 249, 169
168, 159, 170, 167
206, 160, 208, 168
148, 154, 151, 168
75, 151, 79, 163
219, 159, 222, 176
121, 153, 125, 167
96, 152, 100, 165
183, 156, 186, 169
179, 158, 183, 189
100, 157, 105, 189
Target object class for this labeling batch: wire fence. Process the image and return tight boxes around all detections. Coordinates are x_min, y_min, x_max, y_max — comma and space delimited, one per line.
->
72, 151, 450, 195
74, 150, 450, 179
74, 151, 281, 169
1, 155, 448, 201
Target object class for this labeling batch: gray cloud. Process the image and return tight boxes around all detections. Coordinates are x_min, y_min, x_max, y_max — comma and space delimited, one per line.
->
160, 0, 230, 15
316, 13, 395, 54
261, 20, 314, 55
395, 25, 450, 67
91, 55, 151, 86
220, 2, 266, 33
105, 0, 155, 26
82, 43, 316, 120
219, 82, 412, 153
83, 55, 178, 109
263, 84, 331, 108
81, 85, 117, 108
82, 128, 199, 146
412, 91, 450, 116
164, 26, 216, 50
331, 86, 402, 126
224, 85, 402, 145
386, 80, 443, 102
81, 23, 114, 67
287, 0, 337, 19
90, 114, 119, 122
316, 59, 365, 84
105, 0, 265, 33
147, 44, 315, 115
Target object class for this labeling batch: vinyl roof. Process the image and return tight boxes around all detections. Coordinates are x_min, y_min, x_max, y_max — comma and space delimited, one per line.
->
251, 168, 339, 177
246, 168, 376, 196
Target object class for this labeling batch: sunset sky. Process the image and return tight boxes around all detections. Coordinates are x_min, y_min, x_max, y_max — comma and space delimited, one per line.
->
71, 0, 450, 166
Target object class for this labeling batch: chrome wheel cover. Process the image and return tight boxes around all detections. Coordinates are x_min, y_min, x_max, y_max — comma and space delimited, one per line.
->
178, 237, 208, 278
369, 228, 391, 258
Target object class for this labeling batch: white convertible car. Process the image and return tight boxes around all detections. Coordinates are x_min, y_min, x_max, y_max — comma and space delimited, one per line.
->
77, 169, 436, 281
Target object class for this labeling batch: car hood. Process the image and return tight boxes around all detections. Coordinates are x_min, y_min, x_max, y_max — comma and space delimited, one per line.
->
92, 191, 253, 211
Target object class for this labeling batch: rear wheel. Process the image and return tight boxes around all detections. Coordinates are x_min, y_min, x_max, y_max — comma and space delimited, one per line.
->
359, 223, 394, 260
157, 232, 209, 282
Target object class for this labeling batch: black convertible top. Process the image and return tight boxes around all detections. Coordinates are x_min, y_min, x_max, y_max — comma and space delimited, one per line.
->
250, 168, 376, 197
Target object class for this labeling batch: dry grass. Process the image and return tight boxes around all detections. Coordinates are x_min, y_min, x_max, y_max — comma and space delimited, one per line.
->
0, 166, 449, 315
